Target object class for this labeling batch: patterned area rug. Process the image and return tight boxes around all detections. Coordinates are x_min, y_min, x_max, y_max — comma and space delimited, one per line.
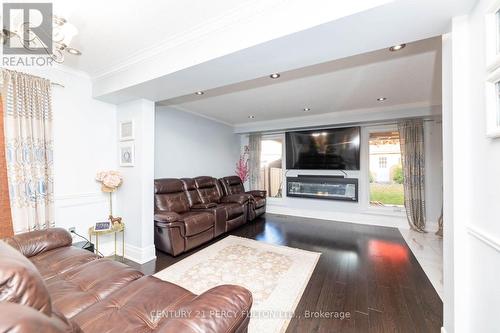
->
154, 235, 320, 333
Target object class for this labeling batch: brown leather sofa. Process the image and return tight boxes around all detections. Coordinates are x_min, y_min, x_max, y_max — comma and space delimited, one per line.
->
154, 178, 216, 256
154, 177, 249, 256
220, 175, 267, 221
0, 228, 252, 333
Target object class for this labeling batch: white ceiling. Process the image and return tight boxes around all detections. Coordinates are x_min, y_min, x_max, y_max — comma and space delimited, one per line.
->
46, 0, 391, 77
160, 37, 442, 125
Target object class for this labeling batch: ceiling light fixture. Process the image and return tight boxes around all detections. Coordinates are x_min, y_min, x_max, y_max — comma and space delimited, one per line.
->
0, 14, 82, 63
195, 91, 204, 95
303, 107, 311, 112
377, 97, 387, 102
248, 115, 255, 119
389, 44, 406, 52
269, 73, 280, 79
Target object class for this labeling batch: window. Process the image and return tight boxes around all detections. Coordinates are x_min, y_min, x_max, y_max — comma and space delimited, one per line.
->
260, 136, 283, 198
378, 157, 387, 168
368, 131, 404, 207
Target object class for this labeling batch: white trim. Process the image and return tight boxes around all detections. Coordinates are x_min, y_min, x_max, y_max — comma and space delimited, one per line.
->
441, 327, 447, 333
266, 208, 408, 229
55, 192, 107, 208
466, 224, 500, 252
234, 103, 441, 133
165, 105, 234, 127
124, 243, 156, 264
91, 0, 279, 80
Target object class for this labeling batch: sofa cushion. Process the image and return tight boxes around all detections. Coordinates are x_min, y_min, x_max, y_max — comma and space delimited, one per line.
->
194, 176, 223, 204
46, 259, 143, 318
179, 211, 214, 236
30, 246, 99, 280
72, 276, 196, 333
0, 241, 53, 316
154, 179, 190, 213
221, 203, 245, 219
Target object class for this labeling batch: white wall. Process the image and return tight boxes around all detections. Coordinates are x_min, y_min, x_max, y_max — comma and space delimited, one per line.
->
240, 116, 443, 230
155, 106, 240, 179
6, 66, 119, 253
445, 1, 500, 332
115, 99, 156, 264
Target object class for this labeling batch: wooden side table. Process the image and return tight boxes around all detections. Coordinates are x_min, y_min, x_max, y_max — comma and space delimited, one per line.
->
88, 223, 125, 261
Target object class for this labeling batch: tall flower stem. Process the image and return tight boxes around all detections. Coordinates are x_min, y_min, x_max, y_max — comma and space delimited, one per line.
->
109, 192, 113, 217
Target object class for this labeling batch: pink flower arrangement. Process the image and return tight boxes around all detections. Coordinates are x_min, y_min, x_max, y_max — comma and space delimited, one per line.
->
96, 170, 123, 192
235, 146, 249, 183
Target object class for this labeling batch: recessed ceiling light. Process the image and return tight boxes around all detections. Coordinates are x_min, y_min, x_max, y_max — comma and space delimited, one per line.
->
389, 44, 406, 52
303, 107, 311, 112
269, 73, 280, 79
248, 115, 255, 119
377, 97, 387, 101
195, 91, 204, 95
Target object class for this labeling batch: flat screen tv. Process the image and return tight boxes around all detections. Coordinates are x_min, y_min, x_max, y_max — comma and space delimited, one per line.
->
286, 127, 360, 170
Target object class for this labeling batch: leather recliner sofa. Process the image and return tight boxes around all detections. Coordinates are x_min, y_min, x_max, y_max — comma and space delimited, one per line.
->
154, 177, 249, 256
154, 178, 216, 256
219, 175, 266, 221
0, 228, 252, 333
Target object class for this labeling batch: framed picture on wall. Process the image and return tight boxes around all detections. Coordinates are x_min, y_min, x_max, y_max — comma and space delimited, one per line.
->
119, 142, 135, 167
119, 120, 134, 141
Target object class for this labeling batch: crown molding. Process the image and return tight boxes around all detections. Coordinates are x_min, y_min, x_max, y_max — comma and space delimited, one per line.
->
91, 0, 286, 81
233, 102, 442, 133
159, 104, 234, 127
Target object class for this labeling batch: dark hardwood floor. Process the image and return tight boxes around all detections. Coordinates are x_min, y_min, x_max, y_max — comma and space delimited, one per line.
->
124, 213, 442, 333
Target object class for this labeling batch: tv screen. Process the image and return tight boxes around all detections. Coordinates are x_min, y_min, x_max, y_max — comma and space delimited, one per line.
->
286, 127, 360, 170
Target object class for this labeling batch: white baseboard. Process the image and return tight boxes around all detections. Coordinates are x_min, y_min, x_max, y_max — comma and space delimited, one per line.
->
267, 205, 408, 229
124, 243, 156, 264
441, 327, 447, 333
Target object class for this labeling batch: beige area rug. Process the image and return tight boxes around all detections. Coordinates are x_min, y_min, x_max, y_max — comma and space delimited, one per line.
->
154, 235, 320, 333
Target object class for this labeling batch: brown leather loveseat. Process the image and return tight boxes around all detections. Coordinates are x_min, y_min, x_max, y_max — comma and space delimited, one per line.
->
0, 228, 252, 333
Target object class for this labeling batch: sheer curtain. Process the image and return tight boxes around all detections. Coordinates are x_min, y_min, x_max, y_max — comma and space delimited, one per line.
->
398, 119, 426, 232
1, 69, 54, 234
248, 133, 262, 190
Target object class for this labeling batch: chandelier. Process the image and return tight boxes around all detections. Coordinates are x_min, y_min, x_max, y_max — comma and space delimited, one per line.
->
1, 15, 82, 63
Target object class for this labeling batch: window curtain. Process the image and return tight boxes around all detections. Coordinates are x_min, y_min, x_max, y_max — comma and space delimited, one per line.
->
0, 93, 14, 237
248, 133, 262, 190
1, 69, 54, 234
398, 119, 426, 232
436, 208, 443, 237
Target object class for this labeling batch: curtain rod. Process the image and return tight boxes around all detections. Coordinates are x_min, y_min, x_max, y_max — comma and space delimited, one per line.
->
241, 116, 441, 136
1, 68, 65, 88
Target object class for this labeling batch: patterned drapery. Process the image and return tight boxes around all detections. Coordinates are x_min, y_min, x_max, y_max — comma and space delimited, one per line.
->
398, 119, 426, 232
0, 93, 14, 237
1, 69, 54, 234
248, 133, 262, 190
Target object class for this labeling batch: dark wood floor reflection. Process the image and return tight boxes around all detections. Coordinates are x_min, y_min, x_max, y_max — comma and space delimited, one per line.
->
125, 213, 442, 333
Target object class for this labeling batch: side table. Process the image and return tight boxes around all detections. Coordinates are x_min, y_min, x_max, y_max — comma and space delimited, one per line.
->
88, 223, 125, 261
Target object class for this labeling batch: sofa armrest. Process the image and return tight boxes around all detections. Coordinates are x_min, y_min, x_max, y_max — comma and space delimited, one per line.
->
0, 302, 82, 333
220, 194, 250, 205
154, 211, 181, 223
246, 190, 267, 198
2, 228, 72, 258
157, 285, 252, 333
192, 203, 217, 209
